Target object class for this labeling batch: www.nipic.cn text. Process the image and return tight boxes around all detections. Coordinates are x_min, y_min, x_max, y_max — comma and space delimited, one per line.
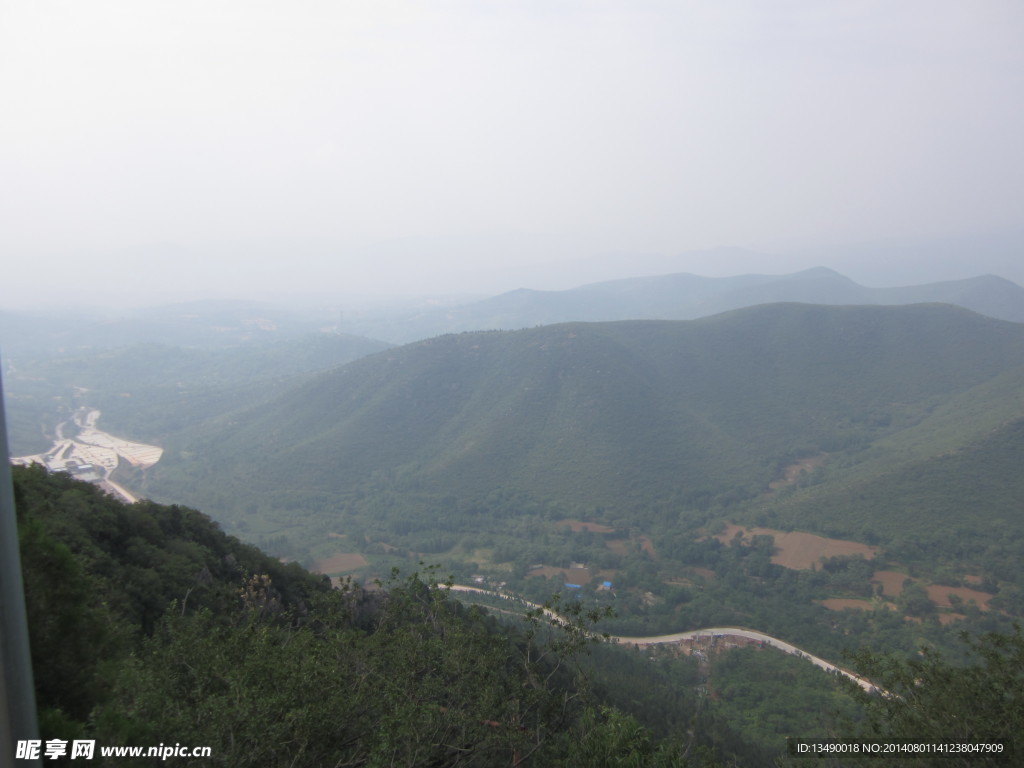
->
16, 740, 212, 761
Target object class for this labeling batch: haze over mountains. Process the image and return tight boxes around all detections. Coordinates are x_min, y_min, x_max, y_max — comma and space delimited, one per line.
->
352, 266, 1024, 342
0, 299, 338, 358
4, 266, 1023, 355
2, 328, 391, 455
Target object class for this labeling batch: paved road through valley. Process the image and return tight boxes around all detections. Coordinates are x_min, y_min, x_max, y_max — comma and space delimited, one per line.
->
449, 585, 880, 693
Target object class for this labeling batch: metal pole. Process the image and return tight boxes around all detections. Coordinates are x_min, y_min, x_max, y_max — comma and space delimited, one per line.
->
0, 363, 40, 767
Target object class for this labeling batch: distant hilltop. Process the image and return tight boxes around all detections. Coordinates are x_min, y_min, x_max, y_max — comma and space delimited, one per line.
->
336, 267, 1024, 343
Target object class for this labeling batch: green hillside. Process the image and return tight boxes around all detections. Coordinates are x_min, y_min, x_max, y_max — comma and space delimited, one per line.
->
144, 303, 1024, 554
761, 415, 1024, 587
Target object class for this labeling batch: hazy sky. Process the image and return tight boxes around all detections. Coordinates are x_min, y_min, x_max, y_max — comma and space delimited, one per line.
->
2, 1, 1022, 308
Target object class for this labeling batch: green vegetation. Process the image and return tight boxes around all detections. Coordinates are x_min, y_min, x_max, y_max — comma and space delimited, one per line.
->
708, 645, 863, 757
118, 305, 1024, 651
145, 304, 1024, 536
10, 300, 1024, 764
833, 628, 1024, 767
15, 466, 708, 766
14, 464, 329, 731
19, 466, 1021, 765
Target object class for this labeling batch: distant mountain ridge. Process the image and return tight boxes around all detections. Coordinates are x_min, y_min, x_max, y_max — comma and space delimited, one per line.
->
360, 268, 1024, 342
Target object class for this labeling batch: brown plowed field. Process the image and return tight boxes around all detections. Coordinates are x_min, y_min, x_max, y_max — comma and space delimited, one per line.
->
926, 584, 992, 610
605, 539, 629, 555
716, 524, 878, 569
871, 570, 908, 597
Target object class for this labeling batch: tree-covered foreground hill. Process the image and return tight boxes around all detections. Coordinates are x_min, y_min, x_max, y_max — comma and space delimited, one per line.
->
14, 465, 1024, 766
14, 465, 707, 766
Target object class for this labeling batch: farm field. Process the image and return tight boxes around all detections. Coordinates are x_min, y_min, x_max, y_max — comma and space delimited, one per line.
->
715, 524, 879, 569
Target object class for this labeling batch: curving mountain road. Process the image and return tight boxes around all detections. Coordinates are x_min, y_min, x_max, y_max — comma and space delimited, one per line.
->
612, 626, 878, 692
449, 585, 880, 693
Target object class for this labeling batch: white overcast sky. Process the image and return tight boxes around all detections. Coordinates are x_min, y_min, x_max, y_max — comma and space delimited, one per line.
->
1, 1, 1022, 308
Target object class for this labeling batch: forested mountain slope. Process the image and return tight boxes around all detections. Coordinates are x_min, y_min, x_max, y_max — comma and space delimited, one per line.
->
144, 303, 1024, 549
763, 412, 1024, 596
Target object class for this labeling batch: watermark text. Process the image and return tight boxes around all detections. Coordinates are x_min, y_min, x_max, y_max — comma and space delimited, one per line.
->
16, 740, 212, 761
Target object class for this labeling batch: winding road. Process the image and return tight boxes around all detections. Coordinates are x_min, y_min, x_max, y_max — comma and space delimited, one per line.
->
449, 584, 880, 693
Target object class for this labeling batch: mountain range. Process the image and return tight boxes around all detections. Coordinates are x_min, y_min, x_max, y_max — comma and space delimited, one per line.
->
10, 262, 1024, 766
5, 267, 1022, 354
7, 266, 1024, 603
343, 267, 1024, 342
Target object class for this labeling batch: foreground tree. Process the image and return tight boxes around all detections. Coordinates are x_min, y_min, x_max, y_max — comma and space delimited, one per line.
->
94, 571, 700, 766
836, 627, 1024, 767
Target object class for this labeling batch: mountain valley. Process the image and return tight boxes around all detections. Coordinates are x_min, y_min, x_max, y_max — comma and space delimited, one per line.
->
6, 270, 1024, 763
